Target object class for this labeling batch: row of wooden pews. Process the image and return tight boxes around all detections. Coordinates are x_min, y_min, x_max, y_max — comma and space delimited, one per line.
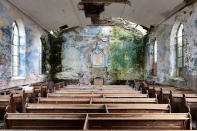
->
141, 81, 197, 129
0, 81, 53, 120
4, 83, 192, 130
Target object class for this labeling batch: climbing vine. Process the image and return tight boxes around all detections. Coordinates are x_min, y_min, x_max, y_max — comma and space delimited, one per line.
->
41, 36, 49, 74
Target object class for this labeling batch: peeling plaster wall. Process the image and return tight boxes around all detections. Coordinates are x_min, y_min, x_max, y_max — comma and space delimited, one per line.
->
58, 26, 110, 84
0, 0, 46, 89
147, 3, 197, 90
57, 26, 145, 84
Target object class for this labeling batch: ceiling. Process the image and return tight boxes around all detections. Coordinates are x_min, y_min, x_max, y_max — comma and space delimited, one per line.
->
8, 0, 184, 31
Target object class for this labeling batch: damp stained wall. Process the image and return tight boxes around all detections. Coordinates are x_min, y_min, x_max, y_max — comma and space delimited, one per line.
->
0, 0, 46, 89
146, 3, 197, 90
57, 26, 145, 84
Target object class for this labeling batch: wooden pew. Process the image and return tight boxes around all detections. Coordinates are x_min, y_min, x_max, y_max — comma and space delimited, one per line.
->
148, 86, 183, 104
54, 82, 65, 90
170, 93, 197, 113
39, 97, 90, 104
58, 89, 137, 92
140, 81, 149, 93
184, 97, 197, 121
148, 85, 176, 99
39, 98, 158, 104
26, 104, 106, 113
4, 113, 86, 130
64, 85, 131, 89
0, 95, 10, 107
0, 129, 193, 131
26, 103, 171, 113
62, 87, 134, 91
0, 95, 10, 119
54, 90, 142, 94
107, 104, 171, 113
4, 113, 192, 130
0, 94, 16, 119
8, 89, 40, 112
92, 98, 157, 104
47, 93, 148, 98
87, 113, 192, 130
59, 88, 136, 91
170, 90, 197, 113
159, 88, 181, 104
101, 85, 131, 88
34, 85, 47, 97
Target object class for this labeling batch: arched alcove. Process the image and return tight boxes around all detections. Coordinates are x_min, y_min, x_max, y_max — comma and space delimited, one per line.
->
91, 48, 105, 67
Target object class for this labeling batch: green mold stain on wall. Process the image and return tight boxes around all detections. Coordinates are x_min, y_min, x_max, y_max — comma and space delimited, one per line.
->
106, 26, 147, 81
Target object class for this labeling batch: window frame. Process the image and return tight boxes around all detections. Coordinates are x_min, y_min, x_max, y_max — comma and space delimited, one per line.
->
176, 24, 184, 77
153, 39, 157, 64
11, 21, 20, 77
39, 44, 42, 74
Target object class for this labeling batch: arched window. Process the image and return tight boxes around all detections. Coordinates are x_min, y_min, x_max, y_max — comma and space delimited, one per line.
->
153, 39, 157, 76
176, 24, 184, 77
12, 21, 19, 76
154, 40, 157, 64
39, 44, 42, 74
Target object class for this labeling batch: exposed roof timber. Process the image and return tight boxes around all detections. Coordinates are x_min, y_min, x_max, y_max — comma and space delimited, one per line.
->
140, 25, 150, 31
60, 26, 79, 34
158, 0, 197, 26
81, 0, 131, 5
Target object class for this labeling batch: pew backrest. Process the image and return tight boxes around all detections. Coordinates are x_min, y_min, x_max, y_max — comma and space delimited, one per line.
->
39, 98, 158, 104
47, 93, 148, 98
26, 103, 171, 113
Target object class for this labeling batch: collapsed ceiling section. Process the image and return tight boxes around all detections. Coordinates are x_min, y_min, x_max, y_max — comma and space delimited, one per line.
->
8, 0, 184, 31
78, 0, 131, 24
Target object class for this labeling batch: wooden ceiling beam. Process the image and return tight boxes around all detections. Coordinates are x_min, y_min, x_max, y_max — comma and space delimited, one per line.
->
81, 0, 130, 4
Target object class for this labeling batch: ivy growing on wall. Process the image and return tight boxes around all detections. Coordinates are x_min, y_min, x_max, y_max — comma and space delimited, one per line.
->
41, 36, 50, 74
41, 33, 65, 80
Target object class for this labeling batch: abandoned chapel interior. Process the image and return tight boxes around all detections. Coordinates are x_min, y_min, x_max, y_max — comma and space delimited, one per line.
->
1, 0, 197, 130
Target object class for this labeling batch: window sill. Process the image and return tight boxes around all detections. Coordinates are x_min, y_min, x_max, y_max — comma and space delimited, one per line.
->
169, 77, 186, 82
169, 77, 185, 81
11, 76, 26, 80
